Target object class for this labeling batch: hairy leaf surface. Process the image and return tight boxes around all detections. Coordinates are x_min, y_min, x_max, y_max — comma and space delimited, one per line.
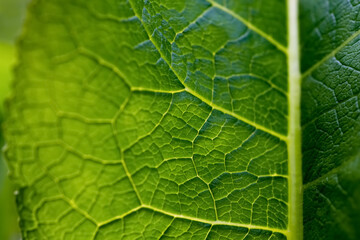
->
3, 0, 360, 239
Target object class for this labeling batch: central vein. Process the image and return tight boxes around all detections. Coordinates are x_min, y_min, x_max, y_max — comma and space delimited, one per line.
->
287, 0, 303, 239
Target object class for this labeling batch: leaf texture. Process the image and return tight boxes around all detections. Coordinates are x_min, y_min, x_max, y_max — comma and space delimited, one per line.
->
300, 0, 360, 239
3, 0, 359, 239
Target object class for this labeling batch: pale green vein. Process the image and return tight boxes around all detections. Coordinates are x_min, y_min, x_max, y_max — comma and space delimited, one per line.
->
77, 47, 132, 88
97, 204, 289, 236
110, 109, 144, 204
160, 218, 176, 238
302, 95, 358, 129
121, 94, 173, 153
97, 205, 143, 227
131, 87, 185, 94
31, 171, 99, 229
207, 0, 288, 53
287, 0, 303, 239
61, 141, 122, 165
65, 198, 98, 225
191, 109, 219, 220
77, 46, 186, 96
302, 28, 360, 78
142, 205, 289, 236
303, 153, 360, 190
204, 225, 213, 240
171, 5, 213, 43
185, 86, 288, 141
56, 111, 113, 124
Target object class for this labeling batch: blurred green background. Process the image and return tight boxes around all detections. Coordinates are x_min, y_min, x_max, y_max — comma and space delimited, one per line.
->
0, 0, 29, 239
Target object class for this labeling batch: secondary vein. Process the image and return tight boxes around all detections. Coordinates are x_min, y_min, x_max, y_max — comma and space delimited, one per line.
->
98, 204, 289, 235
207, 0, 288, 53
302, 28, 360, 78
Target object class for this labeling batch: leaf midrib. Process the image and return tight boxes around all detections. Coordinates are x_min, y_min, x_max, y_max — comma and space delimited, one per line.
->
286, 0, 303, 240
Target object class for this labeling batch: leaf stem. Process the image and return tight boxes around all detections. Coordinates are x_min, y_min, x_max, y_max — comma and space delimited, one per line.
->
287, 0, 303, 239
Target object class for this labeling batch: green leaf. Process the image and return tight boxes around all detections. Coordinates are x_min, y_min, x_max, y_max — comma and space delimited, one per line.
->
3, 0, 359, 239
300, 0, 360, 239
0, 41, 21, 240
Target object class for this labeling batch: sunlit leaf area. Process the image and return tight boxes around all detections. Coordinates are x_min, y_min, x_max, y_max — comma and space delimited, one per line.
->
1, 0, 359, 240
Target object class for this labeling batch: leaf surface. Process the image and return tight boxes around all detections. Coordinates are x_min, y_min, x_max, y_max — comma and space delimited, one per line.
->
300, 0, 360, 239
3, 0, 360, 239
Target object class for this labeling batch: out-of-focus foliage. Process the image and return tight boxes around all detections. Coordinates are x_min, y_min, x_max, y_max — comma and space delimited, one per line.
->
0, 0, 28, 43
0, 42, 19, 240
0, 0, 29, 239
0, 42, 12, 110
